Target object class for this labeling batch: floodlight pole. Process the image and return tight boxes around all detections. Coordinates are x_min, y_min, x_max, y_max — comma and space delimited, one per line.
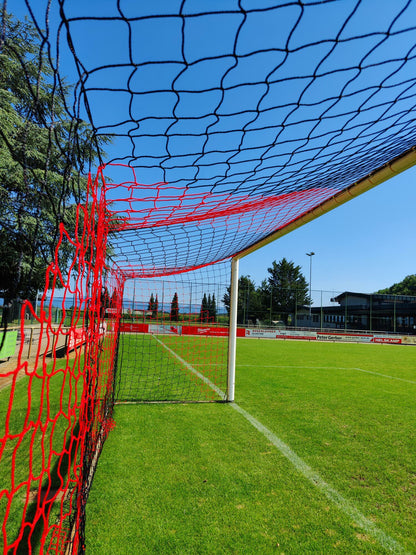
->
306, 252, 315, 316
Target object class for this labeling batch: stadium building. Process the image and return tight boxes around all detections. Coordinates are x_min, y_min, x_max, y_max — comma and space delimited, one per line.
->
296, 292, 416, 335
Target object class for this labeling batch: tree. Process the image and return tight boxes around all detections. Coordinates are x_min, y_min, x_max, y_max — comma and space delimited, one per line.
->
0, 12, 110, 304
210, 293, 217, 322
153, 294, 159, 319
170, 292, 179, 321
100, 286, 111, 318
222, 275, 263, 325
200, 293, 208, 322
207, 294, 212, 321
110, 289, 118, 308
264, 258, 310, 324
148, 293, 158, 319
147, 293, 155, 312
377, 275, 416, 296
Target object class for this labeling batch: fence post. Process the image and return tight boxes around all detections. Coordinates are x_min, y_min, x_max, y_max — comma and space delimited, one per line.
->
369, 295, 373, 332
344, 293, 348, 331
27, 327, 34, 359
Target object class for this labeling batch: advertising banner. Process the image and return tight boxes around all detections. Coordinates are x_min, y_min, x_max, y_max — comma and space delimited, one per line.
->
182, 326, 240, 337
245, 328, 277, 339
317, 332, 373, 343
149, 324, 182, 335
371, 336, 402, 344
119, 321, 408, 345
402, 336, 416, 345
120, 322, 149, 333
245, 328, 317, 340
276, 332, 317, 341
67, 328, 86, 351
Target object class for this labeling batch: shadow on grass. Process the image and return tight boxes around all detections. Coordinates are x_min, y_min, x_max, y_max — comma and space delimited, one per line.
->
15, 423, 80, 554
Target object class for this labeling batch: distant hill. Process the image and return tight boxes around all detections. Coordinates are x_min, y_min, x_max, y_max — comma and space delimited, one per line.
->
377, 274, 416, 296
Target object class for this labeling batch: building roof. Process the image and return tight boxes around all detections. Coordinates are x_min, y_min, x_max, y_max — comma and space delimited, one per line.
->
332, 292, 416, 304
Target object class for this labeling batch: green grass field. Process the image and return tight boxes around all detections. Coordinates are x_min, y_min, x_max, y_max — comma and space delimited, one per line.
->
2, 337, 415, 553
86, 338, 416, 554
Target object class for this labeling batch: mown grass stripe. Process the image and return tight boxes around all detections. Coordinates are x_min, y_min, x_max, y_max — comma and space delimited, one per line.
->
239, 364, 416, 385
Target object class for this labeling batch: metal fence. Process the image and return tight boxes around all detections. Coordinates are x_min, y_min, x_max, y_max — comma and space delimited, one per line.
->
237, 288, 416, 335
0, 298, 77, 328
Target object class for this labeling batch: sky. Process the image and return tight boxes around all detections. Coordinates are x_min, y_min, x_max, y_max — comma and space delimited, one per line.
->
8, 0, 416, 304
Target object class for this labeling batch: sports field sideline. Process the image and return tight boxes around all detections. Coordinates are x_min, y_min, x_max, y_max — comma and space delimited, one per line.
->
85, 338, 416, 554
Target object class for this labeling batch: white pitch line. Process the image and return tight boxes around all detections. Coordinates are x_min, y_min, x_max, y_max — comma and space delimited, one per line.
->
238, 364, 416, 385
153, 336, 407, 552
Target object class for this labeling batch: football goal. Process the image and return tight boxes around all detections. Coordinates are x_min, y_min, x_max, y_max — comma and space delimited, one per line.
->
114, 264, 232, 403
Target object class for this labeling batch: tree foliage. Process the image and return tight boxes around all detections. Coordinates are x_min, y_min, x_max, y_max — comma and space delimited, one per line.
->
266, 258, 310, 324
210, 293, 217, 322
0, 12, 110, 303
148, 293, 159, 319
377, 275, 416, 296
200, 293, 208, 322
222, 275, 264, 324
222, 260, 310, 325
170, 292, 179, 321
153, 295, 159, 319
199, 292, 218, 323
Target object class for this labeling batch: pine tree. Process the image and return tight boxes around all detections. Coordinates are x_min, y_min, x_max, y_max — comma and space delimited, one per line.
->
111, 289, 118, 307
210, 293, 217, 322
100, 286, 110, 318
200, 293, 208, 322
170, 292, 179, 321
148, 293, 154, 312
153, 294, 159, 319
207, 294, 212, 322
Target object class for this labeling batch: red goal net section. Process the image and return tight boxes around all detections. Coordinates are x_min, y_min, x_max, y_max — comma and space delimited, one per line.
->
0, 173, 124, 553
2, 1, 416, 553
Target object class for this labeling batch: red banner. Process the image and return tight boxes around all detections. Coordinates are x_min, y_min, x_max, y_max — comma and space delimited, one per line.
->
119, 322, 239, 337
372, 336, 402, 344
67, 328, 86, 351
182, 326, 233, 337
120, 322, 149, 333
